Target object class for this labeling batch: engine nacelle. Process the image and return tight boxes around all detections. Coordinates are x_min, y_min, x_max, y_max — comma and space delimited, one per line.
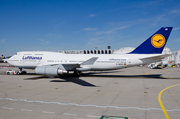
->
35, 66, 67, 76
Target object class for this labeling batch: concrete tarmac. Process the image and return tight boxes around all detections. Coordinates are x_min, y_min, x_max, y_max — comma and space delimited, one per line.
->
0, 64, 180, 119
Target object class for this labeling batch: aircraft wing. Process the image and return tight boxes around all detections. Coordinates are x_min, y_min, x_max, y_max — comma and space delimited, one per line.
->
81, 57, 98, 65
38, 57, 99, 71
139, 54, 172, 62
64, 57, 98, 71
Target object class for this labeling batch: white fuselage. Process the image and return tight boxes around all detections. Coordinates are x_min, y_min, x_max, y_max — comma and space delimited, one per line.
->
7, 51, 162, 71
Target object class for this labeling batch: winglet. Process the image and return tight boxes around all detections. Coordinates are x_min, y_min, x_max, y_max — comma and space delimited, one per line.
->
129, 27, 173, 54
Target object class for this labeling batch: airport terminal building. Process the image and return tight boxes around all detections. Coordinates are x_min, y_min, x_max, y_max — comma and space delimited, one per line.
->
58, 49, 114, 54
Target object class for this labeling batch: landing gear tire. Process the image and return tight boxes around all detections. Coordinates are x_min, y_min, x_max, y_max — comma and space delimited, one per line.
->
18, 68, 27, 75
73, 71, 82, 77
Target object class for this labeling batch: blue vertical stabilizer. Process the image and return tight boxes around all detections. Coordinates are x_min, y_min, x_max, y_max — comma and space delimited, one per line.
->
2, 55, 6, 59
129, 27, 173, 54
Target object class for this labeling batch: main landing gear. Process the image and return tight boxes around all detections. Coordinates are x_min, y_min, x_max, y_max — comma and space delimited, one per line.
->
73, 71, 83, 76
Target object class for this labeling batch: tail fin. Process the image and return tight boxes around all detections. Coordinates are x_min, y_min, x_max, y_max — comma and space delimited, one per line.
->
2, 55, 6, 59
129, 27, 173, 54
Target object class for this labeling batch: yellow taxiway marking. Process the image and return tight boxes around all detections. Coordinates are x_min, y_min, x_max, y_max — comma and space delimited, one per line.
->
158, 84, 180, 119
146, 69, 165, 75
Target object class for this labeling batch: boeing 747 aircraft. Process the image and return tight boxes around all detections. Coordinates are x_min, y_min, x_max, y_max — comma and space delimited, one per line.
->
6, 27, 173, 76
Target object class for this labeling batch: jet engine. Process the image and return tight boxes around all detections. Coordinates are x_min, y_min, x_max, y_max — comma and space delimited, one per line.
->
35, 65, 67, 76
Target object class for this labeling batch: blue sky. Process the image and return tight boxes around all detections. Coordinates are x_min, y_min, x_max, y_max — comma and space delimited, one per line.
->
1, 0, 180, 56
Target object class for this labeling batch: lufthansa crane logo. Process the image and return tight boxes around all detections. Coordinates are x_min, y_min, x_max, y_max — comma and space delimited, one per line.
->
151, 34, 166, 48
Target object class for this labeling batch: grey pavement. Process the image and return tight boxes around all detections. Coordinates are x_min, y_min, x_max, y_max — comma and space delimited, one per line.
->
0, 64, 180, 119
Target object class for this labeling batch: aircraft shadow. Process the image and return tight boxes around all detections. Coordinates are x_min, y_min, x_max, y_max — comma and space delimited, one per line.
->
87, 70, 123, 75
24, 75, 97, 87
82, 74, 166, 79
50, 77, 97, 87
24, 73, 167, 87
24, 76, 50, 80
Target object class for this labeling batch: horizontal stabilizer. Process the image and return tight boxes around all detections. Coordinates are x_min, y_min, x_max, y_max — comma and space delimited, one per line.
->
139, 54, 172, 61
81, 57, 98, 65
